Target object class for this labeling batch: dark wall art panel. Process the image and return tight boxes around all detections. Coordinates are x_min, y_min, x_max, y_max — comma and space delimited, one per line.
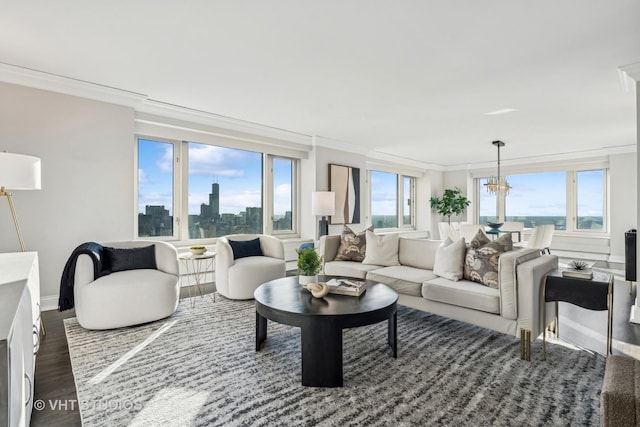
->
329, 164, 360, 224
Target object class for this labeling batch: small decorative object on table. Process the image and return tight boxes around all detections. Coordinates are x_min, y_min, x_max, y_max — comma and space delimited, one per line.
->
297, 246, 323, 285
325, 278, 367, 296
189, 245, 207, 256
306, 282, 329, 298
487, 222, 503, 230
562, 260, 594, 279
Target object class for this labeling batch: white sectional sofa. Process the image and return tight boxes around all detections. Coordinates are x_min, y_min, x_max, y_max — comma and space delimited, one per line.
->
319, 234, 558, 356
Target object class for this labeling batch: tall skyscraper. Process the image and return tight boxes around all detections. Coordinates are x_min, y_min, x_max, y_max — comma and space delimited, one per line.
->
210, 182, 219, 219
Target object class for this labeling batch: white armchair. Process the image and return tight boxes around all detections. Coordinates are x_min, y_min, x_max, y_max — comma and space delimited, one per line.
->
216, 234, 286, 300
74, 240, 180, 330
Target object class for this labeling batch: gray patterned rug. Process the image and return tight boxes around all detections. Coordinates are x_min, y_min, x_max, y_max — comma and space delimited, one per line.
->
65, 294, 605, 426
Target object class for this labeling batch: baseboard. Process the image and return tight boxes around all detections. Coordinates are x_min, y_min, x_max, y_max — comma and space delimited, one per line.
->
41, 295, 59, 312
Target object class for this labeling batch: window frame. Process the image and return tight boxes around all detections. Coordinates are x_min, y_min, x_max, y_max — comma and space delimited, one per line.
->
136, 136, 301, 243
368, 169, 416, 231
474, 167, 609, 235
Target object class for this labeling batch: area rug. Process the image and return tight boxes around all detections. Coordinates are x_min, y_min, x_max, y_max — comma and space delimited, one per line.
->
65, 294, 605, 426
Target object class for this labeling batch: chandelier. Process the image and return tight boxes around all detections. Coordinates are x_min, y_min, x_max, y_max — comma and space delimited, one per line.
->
484, 140, 511, 194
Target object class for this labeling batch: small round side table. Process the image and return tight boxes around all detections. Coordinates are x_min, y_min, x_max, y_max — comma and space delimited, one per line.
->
178, 251, 216, 307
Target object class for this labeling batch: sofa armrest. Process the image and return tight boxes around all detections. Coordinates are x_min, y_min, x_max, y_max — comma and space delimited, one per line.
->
319, 235, 341, 262
515, 254, 558, 338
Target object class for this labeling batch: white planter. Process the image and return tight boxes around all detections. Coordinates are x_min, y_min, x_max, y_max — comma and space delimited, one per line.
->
298, 275, 317, 286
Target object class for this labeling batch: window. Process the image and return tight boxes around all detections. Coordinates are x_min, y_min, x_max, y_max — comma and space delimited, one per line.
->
370, 170, 415, 229
576, 170, 604, 230
137, 137, 299, 241
505, 171, 567, 230
476, 168, 607, 233
187, 142, 263, 239
137, 138, 176, 238
271, 157, 295, 233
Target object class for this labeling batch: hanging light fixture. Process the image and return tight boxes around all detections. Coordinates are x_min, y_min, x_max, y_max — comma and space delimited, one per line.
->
484, 140, 511, 194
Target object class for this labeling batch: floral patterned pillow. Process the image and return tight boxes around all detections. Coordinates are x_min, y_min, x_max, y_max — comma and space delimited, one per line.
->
334, 225, 373, 262
463, 233, 513, 288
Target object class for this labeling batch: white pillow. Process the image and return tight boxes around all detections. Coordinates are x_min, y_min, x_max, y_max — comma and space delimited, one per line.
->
433, 237, 466, 281
362, 230, 400, 266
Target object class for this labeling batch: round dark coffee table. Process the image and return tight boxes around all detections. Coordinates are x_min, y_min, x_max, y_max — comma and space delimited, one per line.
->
254, 275, 398, 387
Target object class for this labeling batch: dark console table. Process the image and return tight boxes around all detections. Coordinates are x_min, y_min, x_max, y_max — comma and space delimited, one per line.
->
542, 269, 614, 360
254, 275, 398, 387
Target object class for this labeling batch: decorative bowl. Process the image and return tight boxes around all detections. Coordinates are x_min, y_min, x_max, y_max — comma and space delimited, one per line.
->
189, 247, 207, 256
487, 222, 503, 230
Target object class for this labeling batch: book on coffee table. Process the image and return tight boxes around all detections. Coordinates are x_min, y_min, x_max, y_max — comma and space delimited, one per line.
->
325, 278, 367, 296
562, 269, 594, 280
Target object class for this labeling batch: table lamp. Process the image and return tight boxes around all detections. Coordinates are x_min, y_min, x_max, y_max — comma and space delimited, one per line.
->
311, 191, 335, 238
0, 152, 41, 251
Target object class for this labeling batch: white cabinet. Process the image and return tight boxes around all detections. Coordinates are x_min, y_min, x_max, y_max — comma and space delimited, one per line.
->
0, 253, 40, 427
0, 282, 33, 427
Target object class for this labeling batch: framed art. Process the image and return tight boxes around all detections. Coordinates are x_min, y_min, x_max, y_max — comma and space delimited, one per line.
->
329, 163, 360, 224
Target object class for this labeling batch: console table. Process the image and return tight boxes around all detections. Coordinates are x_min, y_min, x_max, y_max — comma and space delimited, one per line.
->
542, 269, 614, 360
0, 252, 40, 426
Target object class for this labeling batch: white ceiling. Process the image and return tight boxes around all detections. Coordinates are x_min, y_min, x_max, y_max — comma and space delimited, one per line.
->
1, 1, 638, 167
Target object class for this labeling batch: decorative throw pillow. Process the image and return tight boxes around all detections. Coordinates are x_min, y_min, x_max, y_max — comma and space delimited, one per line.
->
103, 245, 157, 273
469, 229, 491, 249
228, 238, 263, 260
335, 225, 373, 262
463, 234, 512, 288
433, 237, 466, 281
362, 230, 400, 266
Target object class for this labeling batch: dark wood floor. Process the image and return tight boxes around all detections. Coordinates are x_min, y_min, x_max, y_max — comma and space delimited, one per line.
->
31, 278, 640, 426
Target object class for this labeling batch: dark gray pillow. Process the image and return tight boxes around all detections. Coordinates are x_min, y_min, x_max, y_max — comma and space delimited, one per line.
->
228, 238, 263, 260
103, 245, 157, 273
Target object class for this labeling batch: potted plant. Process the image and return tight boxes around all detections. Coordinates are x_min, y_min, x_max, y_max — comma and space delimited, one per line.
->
296, 247, 323, 285
429, 187, 471, 224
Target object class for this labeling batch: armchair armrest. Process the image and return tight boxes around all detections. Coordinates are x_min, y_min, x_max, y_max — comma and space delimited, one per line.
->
259, 235, 284, 259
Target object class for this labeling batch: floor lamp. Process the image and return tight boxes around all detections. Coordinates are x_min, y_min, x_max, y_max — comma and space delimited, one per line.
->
0, 152, 42, 252
311, 191, 335, 239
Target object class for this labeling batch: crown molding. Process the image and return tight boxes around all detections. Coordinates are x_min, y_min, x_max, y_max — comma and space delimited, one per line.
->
0, 62, 147, 107
619, 61, 640, 91
138, 99, 313, 146
313, 136, 443, 172
445, 144, 636, 172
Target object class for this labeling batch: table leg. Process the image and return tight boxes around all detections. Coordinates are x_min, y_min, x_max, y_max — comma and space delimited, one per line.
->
542, 276, 547, 361
388, 310, 397, 358
607, 277, 614, 355
301, 320, 343, 387
256, 312, 267, 351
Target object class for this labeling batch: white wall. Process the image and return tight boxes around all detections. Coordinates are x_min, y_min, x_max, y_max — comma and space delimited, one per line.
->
0, 82, 135, 309
437, 170, 472, 224
609, 153, 637, 262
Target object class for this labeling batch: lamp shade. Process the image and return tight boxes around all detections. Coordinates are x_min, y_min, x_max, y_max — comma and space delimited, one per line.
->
0, 152, 41, 190
311, 191, 335, 216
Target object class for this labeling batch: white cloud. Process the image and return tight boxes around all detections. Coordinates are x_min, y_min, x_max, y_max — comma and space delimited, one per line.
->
157, 146, 174, 173
138, 168, 148, 186
274, 184, 292, 214
187, 190, 262, 215
139, 192, 173, 214
188, 144, 249, 177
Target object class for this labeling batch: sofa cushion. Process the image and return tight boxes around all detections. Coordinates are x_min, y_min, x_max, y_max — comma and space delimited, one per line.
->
323, 260, 381, 279
422, 277, 500, 314
398, 238, 441, 270
463, 234, 513, 288
362, 231, 400, 266
335, 225, 373, 262
366, 266, 437, 297
433, 237, 466, 281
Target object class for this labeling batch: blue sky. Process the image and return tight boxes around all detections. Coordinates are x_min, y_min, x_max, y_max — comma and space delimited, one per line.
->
138, 139, 292, 215
479, 170, 604, 218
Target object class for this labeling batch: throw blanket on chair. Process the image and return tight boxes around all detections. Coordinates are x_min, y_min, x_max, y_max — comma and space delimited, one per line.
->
58, 242, 106, 311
